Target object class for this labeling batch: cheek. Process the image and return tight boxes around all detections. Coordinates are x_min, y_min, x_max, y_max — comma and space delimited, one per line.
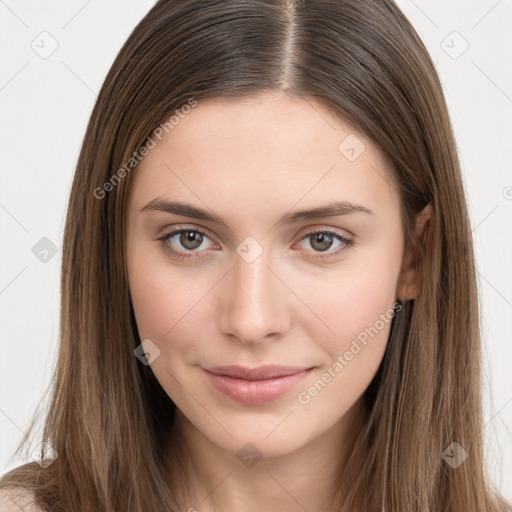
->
129, 266, 196, 340
295, 263, 400, 413
127, 242, 175, 337
127, 248, 216, 358
301, 244, 402, 360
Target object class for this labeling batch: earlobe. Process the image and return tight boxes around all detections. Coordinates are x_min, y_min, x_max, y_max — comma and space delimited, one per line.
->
396, 202, 433, 301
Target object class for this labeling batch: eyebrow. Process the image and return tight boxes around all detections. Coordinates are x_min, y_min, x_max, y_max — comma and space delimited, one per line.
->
139, 198, 374, 229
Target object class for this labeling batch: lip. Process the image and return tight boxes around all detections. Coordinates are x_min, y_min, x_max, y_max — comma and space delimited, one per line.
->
203, 365, 314, 405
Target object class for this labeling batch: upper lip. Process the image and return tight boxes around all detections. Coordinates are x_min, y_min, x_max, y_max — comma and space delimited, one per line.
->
203, 365, 313, 381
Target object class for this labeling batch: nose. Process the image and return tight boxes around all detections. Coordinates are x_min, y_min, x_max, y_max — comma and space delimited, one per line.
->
218, 247, 289, 344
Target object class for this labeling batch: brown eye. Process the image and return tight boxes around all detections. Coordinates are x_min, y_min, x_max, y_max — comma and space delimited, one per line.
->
296, 229, 353, 259
308, 232, 334, 252
157, 228, 216, 260
179, 230, 204, 250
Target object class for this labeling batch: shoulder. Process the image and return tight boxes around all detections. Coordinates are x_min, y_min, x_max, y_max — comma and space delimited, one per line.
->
0, 487, 43, 512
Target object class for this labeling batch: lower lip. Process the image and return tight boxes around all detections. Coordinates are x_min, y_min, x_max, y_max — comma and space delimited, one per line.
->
203, 368, 313, 405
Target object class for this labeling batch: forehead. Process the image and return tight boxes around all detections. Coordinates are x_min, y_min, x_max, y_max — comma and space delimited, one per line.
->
128, 92, 399, 218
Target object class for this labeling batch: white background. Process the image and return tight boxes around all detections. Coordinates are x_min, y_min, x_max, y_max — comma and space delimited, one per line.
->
1, 0, 511, 501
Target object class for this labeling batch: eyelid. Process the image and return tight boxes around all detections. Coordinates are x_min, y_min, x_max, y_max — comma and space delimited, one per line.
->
156, 222, 213, 238
157, 223, 352, 241
296, 224, 354, 240
157, 223, 354, 259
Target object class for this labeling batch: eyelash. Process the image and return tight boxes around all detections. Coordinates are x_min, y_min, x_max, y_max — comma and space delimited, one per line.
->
157, 226, 354, 261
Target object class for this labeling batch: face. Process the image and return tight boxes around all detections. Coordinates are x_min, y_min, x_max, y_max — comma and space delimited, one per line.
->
126, 91, 407, 458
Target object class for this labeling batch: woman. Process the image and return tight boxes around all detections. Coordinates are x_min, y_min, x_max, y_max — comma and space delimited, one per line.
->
1, 1, 509, 511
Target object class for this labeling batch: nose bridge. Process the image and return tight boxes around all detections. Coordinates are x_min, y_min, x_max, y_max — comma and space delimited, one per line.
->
219, 241, 287, 343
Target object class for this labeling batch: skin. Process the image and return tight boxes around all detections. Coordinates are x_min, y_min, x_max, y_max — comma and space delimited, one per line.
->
125, 90, 431, 512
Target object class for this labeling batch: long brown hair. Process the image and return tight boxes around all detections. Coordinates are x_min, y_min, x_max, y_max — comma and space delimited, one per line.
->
1, 1, 510, 510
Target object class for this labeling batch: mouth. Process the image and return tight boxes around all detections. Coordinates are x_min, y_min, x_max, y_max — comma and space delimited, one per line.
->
202, 365, 315, 405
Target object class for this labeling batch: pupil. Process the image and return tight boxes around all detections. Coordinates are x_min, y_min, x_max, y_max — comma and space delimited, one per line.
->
182, 231, 201, 249
314, 233, 332, 251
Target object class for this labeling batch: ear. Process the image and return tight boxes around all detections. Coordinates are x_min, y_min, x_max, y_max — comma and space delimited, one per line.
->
396, 202, 433, 301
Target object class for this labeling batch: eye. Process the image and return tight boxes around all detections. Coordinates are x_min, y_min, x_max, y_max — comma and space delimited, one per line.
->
156, 226, 353, 261
295, 229, 353, 259
157, 228, 216, 260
